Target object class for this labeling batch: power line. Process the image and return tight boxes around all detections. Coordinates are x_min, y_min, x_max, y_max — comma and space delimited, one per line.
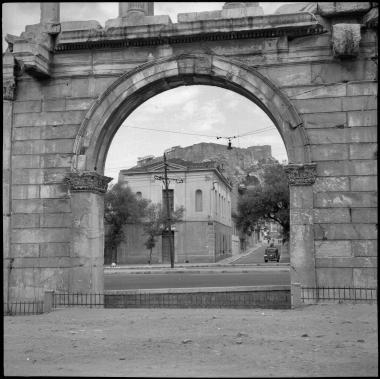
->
126, 125, 218, 138
106, 124, 278, 169
235, 126, 277, 137
125, 124, 277, 139
106, 127, 277, 169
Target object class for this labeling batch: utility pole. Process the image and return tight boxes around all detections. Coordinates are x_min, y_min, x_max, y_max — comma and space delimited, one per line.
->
163, 153, 174, 268
154, 153, 183, 268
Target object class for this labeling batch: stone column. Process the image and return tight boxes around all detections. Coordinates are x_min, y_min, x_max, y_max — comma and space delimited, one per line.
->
65, 172, 112, 293
284, 163, 317, 299
222, 2, 264, 16
3, 52, 16, 305
223, 2, 259, 9
119, 2, 154, 18
40, 3, 60, 25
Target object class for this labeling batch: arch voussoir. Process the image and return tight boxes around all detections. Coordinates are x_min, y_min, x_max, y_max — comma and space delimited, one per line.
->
72, 53, 309, 173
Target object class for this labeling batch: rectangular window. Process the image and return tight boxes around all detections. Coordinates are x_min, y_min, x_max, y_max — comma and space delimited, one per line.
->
195, 190, 202, 212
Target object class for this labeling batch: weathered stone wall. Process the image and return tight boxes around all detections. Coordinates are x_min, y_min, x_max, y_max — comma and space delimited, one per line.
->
3, 2, 377, 301
290, 78, 377, 288
104, 286, 291, 309
279, 23, 378, 287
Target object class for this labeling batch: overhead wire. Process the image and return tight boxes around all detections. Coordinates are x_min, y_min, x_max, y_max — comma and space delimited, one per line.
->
106, 123, 278, 169
126, 125, 218, 138
125, 124, 276, 139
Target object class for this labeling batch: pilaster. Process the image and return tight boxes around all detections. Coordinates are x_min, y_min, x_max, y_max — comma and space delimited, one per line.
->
3, 52, 16, 101
3, 51, 16, 304
284, 163, 317, 301
65, 171, 112, 292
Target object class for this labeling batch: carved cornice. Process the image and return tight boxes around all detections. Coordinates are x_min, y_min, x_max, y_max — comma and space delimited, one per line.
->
55, 12, 325, 52
284, 163, 317, 186
65, 171, 113, 194
3, 79, 16, 101
56, 26, 324, 52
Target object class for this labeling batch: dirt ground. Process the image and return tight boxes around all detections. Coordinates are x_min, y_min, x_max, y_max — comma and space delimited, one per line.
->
3, 303, 378, 377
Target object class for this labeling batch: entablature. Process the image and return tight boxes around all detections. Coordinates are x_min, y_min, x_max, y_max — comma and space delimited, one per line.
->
55, 12, 325, 52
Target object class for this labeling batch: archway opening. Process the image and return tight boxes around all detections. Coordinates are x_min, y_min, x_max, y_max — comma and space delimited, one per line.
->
72, 53, 312, 294
102, 84, 290, 291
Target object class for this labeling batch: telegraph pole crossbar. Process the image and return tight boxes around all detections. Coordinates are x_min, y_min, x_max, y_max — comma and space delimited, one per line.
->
154, 175, 183, 183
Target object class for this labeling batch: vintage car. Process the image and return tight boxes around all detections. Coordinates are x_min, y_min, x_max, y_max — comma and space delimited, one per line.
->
264, 246, 280, 262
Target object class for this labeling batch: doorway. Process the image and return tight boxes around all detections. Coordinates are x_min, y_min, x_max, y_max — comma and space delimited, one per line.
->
162, 230, 174, 263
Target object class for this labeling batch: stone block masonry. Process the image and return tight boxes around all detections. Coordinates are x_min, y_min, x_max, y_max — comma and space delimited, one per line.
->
3, 2, 377, 302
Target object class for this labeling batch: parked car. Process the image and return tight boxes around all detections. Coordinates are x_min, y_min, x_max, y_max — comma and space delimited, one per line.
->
264, 245, 280, 262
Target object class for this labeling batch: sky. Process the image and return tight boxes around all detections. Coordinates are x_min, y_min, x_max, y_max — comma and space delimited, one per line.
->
3, 2, 291, 182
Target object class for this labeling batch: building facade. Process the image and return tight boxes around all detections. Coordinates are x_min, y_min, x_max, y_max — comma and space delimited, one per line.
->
118, 157, 233, 263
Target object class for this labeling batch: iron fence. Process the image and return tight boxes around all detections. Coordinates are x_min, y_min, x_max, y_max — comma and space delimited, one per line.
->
3, 301, 44, 316
301, 286, 377, 302
53, 292, 104, 308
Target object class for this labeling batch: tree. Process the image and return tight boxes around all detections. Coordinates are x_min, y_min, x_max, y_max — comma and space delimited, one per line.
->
142, 203, 185, 264
142, 203, 163, 264
235, 164, 290, 242
104, 183, 148, 263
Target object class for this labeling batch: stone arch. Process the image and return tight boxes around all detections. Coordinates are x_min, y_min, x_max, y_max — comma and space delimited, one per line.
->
68, 52, 317, 295
72, 53, 309, 175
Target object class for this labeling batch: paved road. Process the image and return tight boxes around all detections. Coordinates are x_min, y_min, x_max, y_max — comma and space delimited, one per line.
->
104, 270, 290, 290
232, 244, 290, 264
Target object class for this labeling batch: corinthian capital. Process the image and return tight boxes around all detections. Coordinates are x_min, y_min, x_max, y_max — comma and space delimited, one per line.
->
65, 171, 113, 194
284, 163, 317, 186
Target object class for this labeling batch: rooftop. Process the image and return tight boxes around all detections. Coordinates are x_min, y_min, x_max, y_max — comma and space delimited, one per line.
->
122, 157, 223, 173
120, 157, 232, 189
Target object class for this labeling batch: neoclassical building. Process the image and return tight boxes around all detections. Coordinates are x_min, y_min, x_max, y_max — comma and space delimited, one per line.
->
117, 157, 233, 263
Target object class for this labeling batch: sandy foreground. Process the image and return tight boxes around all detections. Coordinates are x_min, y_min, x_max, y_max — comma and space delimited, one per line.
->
4, 303, 378, 377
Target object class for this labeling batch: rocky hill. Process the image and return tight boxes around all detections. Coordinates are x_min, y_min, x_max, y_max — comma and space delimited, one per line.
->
162, 142, 277, 183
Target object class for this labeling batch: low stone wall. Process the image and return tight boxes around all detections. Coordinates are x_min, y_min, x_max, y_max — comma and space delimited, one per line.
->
104, 285, 291, 309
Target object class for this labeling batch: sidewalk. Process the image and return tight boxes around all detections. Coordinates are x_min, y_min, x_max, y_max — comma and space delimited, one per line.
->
4, 303, 377, 377
104, 244, 290, 274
